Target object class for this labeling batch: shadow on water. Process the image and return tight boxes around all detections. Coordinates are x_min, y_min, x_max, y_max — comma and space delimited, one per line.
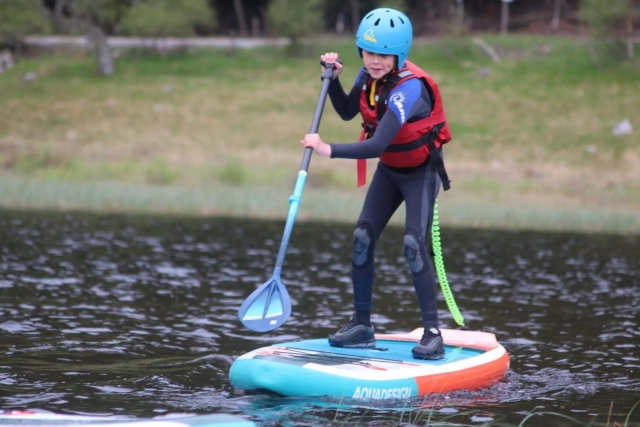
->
0, 210, 638, 426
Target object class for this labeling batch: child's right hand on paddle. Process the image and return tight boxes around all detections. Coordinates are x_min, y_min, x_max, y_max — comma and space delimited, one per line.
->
321, 52, 342, 80
301, 134, 331, 157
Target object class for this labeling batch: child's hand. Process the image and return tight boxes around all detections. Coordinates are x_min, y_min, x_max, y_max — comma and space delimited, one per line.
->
301, 134, 332, 157
320, 52, 343, 80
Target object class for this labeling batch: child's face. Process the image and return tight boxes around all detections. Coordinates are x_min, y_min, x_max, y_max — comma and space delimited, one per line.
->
362, 50, 396, 79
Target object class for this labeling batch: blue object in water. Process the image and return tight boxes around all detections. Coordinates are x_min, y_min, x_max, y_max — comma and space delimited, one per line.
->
0, 411, 256, 427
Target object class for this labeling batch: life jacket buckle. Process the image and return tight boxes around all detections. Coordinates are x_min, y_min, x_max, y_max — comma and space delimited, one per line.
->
361, 122, 375, 138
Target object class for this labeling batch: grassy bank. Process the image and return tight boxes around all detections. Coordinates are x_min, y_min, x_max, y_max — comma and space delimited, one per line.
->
2, 176, 638, 234
0, 35, 638, 233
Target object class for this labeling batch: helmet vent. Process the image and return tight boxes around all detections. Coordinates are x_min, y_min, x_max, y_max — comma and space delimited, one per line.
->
398, 16, 405, 24
374, 18, 380, 26
390, 19, 395, 27
365, 13, 374, 19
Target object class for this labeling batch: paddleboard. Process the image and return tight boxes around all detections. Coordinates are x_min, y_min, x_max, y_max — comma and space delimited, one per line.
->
0, 411, 255, 427
230, 328, 509, 400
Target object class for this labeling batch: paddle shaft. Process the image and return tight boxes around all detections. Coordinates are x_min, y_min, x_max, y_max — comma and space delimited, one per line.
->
274, 64, 336, 271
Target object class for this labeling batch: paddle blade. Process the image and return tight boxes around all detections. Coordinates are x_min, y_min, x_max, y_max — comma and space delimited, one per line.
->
238, 277, 292, 332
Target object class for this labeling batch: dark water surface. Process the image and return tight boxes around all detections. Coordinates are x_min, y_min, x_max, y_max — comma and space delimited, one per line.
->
0, 210, 638, 426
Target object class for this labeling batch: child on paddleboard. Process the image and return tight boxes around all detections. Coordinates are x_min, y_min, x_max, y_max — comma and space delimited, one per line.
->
301, 8, 452, 360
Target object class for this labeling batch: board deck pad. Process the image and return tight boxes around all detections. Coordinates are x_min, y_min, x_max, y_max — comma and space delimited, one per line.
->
255, 339, 483, 367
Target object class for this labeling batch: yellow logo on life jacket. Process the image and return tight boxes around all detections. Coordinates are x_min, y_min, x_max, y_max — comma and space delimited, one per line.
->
363, 29, 377, 43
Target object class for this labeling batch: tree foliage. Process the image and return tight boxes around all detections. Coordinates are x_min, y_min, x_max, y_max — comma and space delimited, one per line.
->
53, 0, 131, 33
118, 0, 215, 37
376, 0, 408, 14
0, 0, 51, 41
267, 0, 324, 53
578, 0, 631, 37
48, 0, 216, 74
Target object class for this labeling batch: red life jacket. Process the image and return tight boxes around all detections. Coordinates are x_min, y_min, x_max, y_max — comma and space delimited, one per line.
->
356, 60, 451, 188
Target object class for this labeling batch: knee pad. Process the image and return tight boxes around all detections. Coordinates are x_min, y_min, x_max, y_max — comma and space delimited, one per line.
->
404, 227, 430, 275
352, 222, 374, 267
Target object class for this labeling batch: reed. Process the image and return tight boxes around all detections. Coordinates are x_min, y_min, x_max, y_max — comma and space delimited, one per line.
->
328, 400, 640, 426
1, 176, 638, 234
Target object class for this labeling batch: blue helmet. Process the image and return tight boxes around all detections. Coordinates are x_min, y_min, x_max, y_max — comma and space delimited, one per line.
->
355, 8, 413, 69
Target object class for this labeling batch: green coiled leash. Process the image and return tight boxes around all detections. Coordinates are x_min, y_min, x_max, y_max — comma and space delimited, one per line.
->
431, 200, 466, 328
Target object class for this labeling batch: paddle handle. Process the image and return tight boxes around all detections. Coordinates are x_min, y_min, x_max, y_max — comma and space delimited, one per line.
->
300, 61, 339, 172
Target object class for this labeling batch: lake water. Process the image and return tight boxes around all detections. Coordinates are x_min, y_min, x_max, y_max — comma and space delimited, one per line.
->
0, 210, 638, 426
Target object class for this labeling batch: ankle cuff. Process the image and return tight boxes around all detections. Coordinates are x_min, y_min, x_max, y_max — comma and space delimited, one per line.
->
353, 300, 372, 311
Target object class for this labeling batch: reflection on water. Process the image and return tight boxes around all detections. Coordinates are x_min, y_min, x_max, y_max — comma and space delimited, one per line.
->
0, 210, 638, 426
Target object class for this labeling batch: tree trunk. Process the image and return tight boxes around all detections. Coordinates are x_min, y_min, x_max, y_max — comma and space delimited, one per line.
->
350, 0, 359, 33
336, 12, 345, 34
233, 0, 249, 37
251, 16, 260, 37
87, 25, 113, 75
627, 5, 634, 59
423, 0, 433, 34
52, 0, 112, 75
259, 7, 269, 35
454, 0, 465, 36
500, 0, 510, 36
551, 0, 563, 33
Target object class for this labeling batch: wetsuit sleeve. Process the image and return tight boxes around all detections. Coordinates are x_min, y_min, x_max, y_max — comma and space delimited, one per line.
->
327, 68, 365, 121
330, 111, 401, 159
330, 78, 432, 160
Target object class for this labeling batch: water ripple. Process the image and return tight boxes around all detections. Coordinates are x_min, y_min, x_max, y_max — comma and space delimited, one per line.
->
0, 213, 638, 425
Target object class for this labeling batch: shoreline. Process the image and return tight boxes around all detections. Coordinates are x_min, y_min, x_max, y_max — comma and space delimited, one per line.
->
1, 176, 638, 235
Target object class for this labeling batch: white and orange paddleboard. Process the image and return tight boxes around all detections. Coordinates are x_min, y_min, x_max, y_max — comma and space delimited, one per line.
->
230, 328, 509, 400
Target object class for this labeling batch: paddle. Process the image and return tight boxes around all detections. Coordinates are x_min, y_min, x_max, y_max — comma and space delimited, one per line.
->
238, 61, 340, 332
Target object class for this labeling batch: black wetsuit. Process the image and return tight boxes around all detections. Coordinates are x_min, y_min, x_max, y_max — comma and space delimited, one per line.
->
327, 66, 442, 330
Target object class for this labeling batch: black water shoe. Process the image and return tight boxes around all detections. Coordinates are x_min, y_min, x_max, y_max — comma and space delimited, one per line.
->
328, 314, 375, 348
411, 327, 445, 360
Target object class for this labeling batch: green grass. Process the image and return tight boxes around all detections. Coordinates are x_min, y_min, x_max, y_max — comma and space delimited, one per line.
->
0, 35, 639, 231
